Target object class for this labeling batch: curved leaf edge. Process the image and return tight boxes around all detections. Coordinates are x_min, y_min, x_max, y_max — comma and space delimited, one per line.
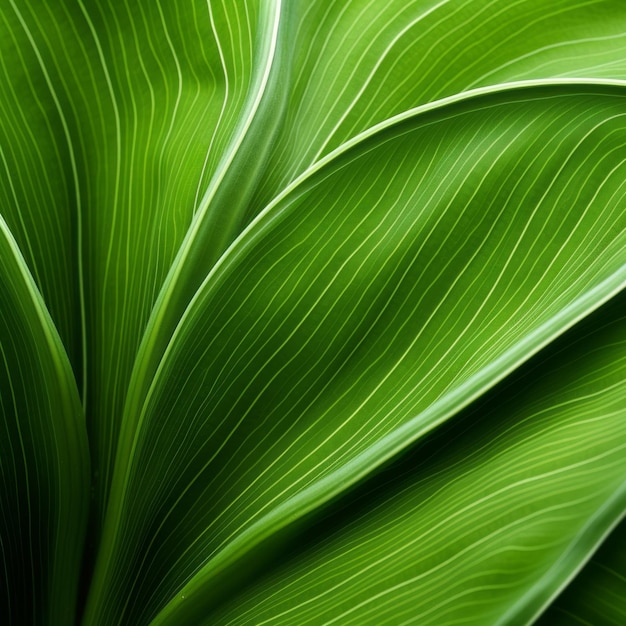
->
497, 481, 626, 626
151, 273, 626, 626
120, 0, 285, 427
0, 218, 81, 415
124, 79, 626, 476
166, 79, 626, 374
148, 79, 626, 624
0, 214, 89, 622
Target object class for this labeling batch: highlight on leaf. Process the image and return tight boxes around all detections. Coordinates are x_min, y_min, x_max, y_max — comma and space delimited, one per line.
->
0, 1, 624, 625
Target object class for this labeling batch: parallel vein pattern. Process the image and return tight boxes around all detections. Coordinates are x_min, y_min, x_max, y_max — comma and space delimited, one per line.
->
0, 217, 88, 625
208, 292, 626, 626
538, 518, 626, 625
87, 85, 626, 625
250, 0, 626, 216
0, 0, 264, 518
0, 2, 625, 625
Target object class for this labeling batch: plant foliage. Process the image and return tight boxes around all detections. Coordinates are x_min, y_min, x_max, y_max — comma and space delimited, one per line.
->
0, 1, 625, 624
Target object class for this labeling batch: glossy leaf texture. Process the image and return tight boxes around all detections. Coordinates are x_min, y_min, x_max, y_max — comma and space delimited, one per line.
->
85, 84, 626, 625
0, 217, 89, 625
0, 1, 625, 625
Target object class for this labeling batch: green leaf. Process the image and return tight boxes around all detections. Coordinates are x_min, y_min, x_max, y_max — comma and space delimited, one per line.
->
85, 83, 626, 624
1, 2, 626, 625
197, 290, 626, 626
537, 520, 626, 625
249, 0, 626, 215
0, 0, 276, 517
121, 2, 626, 457
174, 289, 626, 626
0, 216, 89, 624
4, 0, 626, 526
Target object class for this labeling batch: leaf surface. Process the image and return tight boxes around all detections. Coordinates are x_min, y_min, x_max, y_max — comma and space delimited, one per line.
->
1, 3, 626, 625
0, 216, 89, 624
538, 519, 626, 625
124, 1, 626, 440
86, 83, 626, 624
3, 0, 626, 523
197, 290, 626, 626
250, 0, 626, 215
0, 0, 275, 516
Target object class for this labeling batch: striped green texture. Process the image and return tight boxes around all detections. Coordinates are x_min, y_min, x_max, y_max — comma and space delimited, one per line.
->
0, 1, 624, 625
538, 518, 626, 625
0, 216, 88, 624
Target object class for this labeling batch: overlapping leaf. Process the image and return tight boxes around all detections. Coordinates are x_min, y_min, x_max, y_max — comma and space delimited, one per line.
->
2, 0, 626, 523
538, 519, 626, 625
200, 290, 626, 626
0, 0, 280, 517
124, 0, 626, 448
85, 84, 626, 624
249, 0, 626, 215
0, 1, 625, 625
0, 217, 88, 624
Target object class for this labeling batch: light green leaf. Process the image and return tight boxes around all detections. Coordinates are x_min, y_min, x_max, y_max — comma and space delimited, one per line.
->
0, 216, 89, 624
86, 83, 626, 624
249, 0, 626, 215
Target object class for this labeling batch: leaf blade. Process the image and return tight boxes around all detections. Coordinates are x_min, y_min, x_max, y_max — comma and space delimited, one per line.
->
193, 291, 626, 626
90, 83, 626, 624
537, 519, 626, 625
0, 215, 89, 624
